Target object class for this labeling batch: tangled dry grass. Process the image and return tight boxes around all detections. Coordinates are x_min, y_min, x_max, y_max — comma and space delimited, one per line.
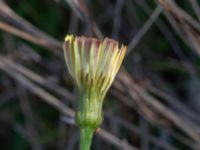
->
0, 0, 200, 149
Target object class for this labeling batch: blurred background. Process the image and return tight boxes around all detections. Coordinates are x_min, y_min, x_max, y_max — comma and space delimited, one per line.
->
0, 0, 200, 149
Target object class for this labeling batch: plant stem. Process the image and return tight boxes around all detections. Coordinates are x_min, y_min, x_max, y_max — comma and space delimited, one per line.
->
80, 127, 94, 150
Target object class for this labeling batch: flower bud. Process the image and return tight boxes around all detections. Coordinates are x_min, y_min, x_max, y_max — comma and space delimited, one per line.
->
63, 35, 127, 149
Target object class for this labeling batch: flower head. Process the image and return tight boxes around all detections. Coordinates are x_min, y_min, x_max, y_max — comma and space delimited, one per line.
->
63, 35, 126, 96
63, 35, 126, 150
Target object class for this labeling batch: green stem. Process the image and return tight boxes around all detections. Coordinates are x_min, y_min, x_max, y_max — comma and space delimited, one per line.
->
80, 127, 95, 150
